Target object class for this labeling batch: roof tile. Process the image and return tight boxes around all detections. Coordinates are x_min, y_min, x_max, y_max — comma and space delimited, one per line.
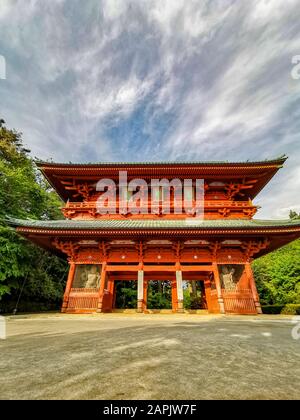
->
6, 217, 300, 230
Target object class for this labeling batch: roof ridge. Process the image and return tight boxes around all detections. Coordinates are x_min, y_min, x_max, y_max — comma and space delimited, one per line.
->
35, 156, 288, 167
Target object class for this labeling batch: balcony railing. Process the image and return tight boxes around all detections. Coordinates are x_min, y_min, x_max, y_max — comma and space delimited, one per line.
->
62, 199, 257, 218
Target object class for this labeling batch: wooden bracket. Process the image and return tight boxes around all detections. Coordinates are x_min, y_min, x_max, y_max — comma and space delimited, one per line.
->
241, 238, 270, 260
52, 239, 80, 261
209, 241, 221, 259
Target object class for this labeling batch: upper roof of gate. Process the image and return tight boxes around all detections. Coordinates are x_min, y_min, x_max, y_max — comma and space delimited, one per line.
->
36, 156, 287, 202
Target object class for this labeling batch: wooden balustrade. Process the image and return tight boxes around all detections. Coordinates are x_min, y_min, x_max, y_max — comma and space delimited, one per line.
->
62, 199, 257, 219
221, 288, 256, 314
208, 287, 256, 314
64, 199, 253, 209
67, 287, 99, 312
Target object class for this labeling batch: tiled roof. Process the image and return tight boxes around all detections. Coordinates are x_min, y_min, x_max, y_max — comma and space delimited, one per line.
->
6, 217, 300, 230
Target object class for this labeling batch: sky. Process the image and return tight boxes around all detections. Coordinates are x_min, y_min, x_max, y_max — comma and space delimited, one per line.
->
0, 0, 300, 219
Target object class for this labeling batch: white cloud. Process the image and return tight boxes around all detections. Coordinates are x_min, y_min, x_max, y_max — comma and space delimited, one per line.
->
0, 0, 299, 217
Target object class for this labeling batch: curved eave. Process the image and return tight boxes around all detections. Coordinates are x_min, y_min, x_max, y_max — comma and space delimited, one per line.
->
14, 226, 300, 235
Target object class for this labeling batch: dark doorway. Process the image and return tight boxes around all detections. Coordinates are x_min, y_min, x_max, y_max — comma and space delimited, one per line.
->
114, 280, 137, 309
183, 280, 207, 309
147, 280, 172, 309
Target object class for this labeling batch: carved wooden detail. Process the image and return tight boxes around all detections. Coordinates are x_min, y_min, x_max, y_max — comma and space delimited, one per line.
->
76, 183, 94, 199
209, 241, 221, 259
99, 240, 110, 261
61, 199, 257, 220
218, 208, 230, 217
241, 239, 270, 260
224, 179, 258, 200
243, 208, 257, 218
63, 180, 94, 200
172, 241, 184, 261
135, 241, 146, 262
52, 238, 80, 261
88, 208, 97, 218
62, 208, 76, 219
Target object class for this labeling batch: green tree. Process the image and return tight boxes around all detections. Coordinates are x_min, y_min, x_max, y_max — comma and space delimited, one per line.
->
289, 210, 300, 220
0, 119, 67, 310
253, 209, 300, 305
147, 281, 172, 309
115, 281, 137, 308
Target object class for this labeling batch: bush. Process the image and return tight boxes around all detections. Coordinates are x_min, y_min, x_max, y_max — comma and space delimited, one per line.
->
262, 304, 300, 315
262, 305, 284, 314
0, 300, 61, 314
253, 239, 300, 306
280, 304, 300, 315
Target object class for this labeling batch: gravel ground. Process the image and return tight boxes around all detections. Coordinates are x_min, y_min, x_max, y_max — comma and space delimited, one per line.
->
0, 313, 299, 400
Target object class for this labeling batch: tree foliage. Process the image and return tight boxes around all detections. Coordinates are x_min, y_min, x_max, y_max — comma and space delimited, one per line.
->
0, 119, 67, 309
115, 281, 137, 309
147, 281, 172, 309
253, 211, 300, 305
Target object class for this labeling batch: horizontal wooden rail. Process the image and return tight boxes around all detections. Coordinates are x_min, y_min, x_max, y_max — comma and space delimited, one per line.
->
64, 200, 254, 209
105, 264, 214, 272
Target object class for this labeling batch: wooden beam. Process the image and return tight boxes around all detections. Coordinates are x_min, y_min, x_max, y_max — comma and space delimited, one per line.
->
204, 278, 212, 313
181, 265, 214, 272
61, 262, 76, 313
106, 265, 139, 271
105, 264, 215, 272
212, 262, 225, 314
245, 262, 262, 314
144, 265, 176, 272
96, 262, 107, 313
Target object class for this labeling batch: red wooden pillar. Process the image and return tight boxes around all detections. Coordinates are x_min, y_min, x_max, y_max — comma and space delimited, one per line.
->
105, 277, 114, 312
61, 262, 76, 313
212, 262, 225, 314
110, 279, 115, 306
171, 279, 178, 312
245, 262, 262, 314
204, 277, 212, 312
112, 282, 117, 310
96, 262, 107, 313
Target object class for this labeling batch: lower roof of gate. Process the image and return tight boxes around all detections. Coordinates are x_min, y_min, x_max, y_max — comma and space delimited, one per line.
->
6, 217, 300, 259
7, 217, 300, 231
